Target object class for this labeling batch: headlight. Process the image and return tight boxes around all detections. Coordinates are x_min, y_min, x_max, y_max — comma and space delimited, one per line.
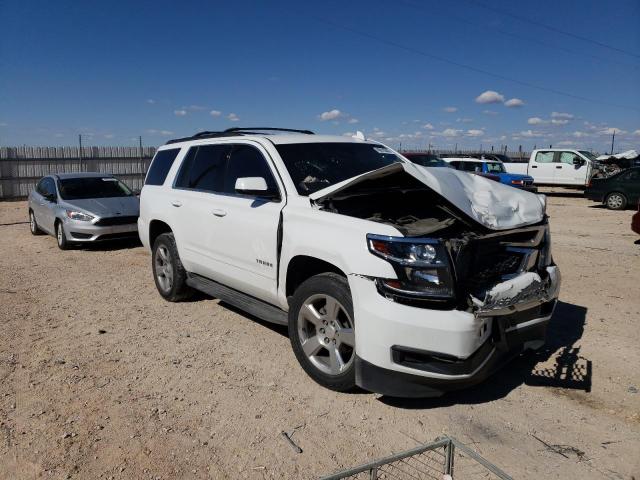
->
66, 210, 94, 221
367, 234, 455, 300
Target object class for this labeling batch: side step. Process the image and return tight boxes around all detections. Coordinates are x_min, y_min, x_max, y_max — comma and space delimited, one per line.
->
186, 273, 288, 326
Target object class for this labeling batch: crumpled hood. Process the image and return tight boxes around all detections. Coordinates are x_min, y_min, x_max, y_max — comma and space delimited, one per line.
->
62, 196, 140, 218
310, 162, 544, 230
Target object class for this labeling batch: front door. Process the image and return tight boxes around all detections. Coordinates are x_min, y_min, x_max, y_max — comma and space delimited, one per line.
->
556, 151, 589, 186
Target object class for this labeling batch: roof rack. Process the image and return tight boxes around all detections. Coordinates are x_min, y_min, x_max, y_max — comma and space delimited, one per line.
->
165, 127, 314, 145
224, 127, 315, 135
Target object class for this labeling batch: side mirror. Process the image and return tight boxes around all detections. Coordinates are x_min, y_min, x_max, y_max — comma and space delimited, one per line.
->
45, 193, 57, 203
573, 157, 583, 166
234, 177, 278, 199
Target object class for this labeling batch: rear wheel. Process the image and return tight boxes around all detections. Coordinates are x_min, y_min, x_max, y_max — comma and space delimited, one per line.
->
29, 210, 43, 235
605, 192, 627, 210
289, 273, 356, 392
55, 221, 70, 250
152, 232, 192, 301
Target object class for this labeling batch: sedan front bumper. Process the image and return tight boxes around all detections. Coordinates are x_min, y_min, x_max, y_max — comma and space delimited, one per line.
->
62, 218, 138, 242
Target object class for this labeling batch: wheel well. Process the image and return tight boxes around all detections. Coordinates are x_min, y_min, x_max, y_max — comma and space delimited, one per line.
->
286, 256, 346, 297
149, 220, 172, 248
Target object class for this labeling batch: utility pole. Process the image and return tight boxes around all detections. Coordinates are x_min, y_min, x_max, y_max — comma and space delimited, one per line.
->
610, 130, 615, 155
78, 134, 83, 171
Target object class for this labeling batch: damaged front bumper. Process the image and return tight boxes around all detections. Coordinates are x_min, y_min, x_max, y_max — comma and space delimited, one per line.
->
352, 266, 561, 398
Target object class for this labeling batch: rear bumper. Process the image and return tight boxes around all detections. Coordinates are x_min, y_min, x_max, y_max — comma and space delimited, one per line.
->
351, 266, 560, 398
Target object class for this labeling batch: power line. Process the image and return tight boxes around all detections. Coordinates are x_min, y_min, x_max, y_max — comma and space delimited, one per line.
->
463, 0, 640, 60
296, 12, 640, 112
396, 0, 640, 70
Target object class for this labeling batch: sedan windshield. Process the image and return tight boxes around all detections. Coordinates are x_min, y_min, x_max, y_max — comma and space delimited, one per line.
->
58, 177, 133, 200
485, 162, 506, 173
275, 143, 401, 195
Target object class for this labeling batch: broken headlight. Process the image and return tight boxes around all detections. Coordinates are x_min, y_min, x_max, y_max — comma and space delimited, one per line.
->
367, 234, 455, 300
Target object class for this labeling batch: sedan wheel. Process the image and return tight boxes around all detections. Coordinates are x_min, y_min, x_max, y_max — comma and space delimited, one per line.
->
56, 222, 69, 250
606, 192, 626, 210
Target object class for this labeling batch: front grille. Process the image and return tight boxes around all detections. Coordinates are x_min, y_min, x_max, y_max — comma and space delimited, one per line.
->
94, 215, 138, 226
96, 232, 139, 241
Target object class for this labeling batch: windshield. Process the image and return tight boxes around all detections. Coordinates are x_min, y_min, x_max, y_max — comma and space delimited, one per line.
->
406, 154, 450, 168
579, 151, 597, 162
485, 162, 506, 173
275, 143, 401, 195
58, 177, 133, 200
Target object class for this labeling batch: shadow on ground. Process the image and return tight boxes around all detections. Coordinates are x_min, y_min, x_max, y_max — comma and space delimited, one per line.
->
76, 238, 142, 252
380, 301, 591, 409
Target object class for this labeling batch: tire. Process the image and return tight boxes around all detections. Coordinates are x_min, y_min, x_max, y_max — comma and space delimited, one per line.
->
152, 232, 193, 302
288, 273, 356, 392
605, 192, 627, 210
29, 210, 43, 235
55, 221, 70, 250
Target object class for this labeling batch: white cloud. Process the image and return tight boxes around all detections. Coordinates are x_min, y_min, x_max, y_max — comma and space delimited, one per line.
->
572, 131, 590, 138
174, 109, 187, 116
441, 128, 461, 137
466, 129, 484, 137
443, 106, 458, 113
146, 129, 174, 136
551, 112, 574, 120
504, 98, 524, 108
457, 117, 473, 123
527, 117, 546, 125
159, 130, 174, 136
557, 140, 574, 146
598, 127, 625, 135
146, 99, 156, 104
482, 110, 498, 115
348, 118, 359, 124
318, 109, 344, 121
210, 110, 222, 117
633, 129, 640, 136
104, 134, 114, 139
475, 90, 505, 104
518, 130, 545, 138
551, 119, 569, 125
227, 113, 240, 122
423, 123, 434, 130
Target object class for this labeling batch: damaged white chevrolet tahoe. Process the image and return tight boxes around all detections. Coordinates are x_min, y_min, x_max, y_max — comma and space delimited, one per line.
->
138, 128, 561, 397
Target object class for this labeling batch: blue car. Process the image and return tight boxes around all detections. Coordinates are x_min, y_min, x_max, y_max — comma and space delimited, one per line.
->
445, 157, 536, 191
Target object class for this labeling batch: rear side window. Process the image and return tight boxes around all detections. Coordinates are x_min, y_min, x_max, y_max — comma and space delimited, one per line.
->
224, 145, 279, 194
145, 148, 181, 186
175, 144, 230, 192
461, 162, 482, 172
535, 151, 554, 163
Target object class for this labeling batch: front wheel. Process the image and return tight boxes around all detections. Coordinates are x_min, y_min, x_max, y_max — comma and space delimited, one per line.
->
605, 192, 627, 210
56, 221, 70, 250
152, 232, 192, 301
288, 273, 356, 392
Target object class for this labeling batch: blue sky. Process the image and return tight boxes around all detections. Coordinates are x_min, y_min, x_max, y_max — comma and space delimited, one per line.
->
1, 0, 639, 152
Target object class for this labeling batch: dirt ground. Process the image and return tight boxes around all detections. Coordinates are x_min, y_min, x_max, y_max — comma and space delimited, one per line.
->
1, 192, 639, 480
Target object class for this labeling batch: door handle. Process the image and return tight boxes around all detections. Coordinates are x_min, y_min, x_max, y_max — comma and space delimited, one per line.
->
531, 165, 538, 168
556, 165, 563, 169
211, 209, 227, 217
171, 200, 182, 207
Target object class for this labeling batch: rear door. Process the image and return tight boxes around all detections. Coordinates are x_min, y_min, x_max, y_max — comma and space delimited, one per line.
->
619, 169, 640, 204
530, 151, 556, 184
556, 151, 589, 186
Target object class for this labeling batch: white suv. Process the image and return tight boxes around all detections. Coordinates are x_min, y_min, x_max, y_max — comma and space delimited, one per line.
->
138, 128, 561, 397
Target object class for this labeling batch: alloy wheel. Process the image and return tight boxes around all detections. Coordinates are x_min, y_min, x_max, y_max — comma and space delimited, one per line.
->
30, 212, 36, 233
155, 245, 174, 292
607, 194, 624, 209
56, 224, 63, 246
297, 294, 355, 376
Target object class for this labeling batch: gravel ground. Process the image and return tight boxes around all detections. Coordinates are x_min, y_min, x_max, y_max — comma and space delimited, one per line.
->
1, 193, 639, 479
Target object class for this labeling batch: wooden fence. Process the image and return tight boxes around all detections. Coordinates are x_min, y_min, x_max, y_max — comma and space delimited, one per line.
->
0, 146, 157, 199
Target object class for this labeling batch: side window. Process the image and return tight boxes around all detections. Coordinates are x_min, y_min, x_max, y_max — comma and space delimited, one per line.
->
535, 151, 554, 163
461, 162, 482, 172
175, 144, 230, 192
559, 152, 579, 165
145, 148, 181, 186
224, 145, 279, 195
622, 170, 639, 181
449, 161, 461, 169
35, 178, 46, 195
42, 178, 56, 198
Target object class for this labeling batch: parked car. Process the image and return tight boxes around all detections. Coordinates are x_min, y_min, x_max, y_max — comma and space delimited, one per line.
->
632, 201, 640, 236
401, 152, 453, 168
138, 127, 560, 398
444, 157, 536, 191
504, 149, 598, 188
28, 172, 140, 249
585, 167, 640, 210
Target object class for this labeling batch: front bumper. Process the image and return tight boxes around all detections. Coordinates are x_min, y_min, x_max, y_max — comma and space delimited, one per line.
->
62, 218, 138, 242
350, 265, 560, 398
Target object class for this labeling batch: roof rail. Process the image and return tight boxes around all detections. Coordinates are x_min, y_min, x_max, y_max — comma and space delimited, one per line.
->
224, 127, 315, 135
165, 130, 243, 145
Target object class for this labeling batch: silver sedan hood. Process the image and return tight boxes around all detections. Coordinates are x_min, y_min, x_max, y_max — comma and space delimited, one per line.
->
309, 162, 545, 230
63, 196, 140, 218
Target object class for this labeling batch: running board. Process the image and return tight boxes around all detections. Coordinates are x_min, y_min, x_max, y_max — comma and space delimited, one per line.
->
186, 273, 288, 326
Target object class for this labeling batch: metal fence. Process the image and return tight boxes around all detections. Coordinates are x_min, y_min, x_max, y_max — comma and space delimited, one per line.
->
0, 146, 157, 199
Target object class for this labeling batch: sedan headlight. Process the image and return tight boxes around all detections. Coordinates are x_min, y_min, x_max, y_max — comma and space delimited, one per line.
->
66, 210, 94, 221
367, 234, 455, 300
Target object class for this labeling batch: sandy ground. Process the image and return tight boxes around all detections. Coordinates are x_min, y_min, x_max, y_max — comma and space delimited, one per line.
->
1, 193, 639, 480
